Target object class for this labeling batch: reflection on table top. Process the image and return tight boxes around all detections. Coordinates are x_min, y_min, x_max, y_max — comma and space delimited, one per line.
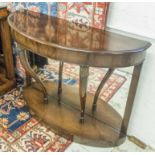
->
8, 10, 151, 55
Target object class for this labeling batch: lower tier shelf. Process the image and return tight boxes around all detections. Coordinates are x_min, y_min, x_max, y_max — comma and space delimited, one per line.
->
23, 81, 126, 147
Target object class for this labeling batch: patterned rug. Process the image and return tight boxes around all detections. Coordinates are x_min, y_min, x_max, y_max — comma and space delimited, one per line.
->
0, 60, 126, 152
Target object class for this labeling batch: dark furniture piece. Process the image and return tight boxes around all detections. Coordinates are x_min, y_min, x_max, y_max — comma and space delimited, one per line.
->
0, 5, 15, 95
8, 10, 151, 147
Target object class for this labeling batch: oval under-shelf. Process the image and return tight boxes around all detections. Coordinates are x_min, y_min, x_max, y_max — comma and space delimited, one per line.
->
23, 81, 126, 147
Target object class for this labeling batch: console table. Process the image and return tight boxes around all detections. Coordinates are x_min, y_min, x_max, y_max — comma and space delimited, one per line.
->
0, 4, 15, 95
8, 10, 151, 147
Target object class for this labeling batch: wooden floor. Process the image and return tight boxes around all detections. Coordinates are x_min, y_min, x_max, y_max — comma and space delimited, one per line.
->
23, 81, 126, 147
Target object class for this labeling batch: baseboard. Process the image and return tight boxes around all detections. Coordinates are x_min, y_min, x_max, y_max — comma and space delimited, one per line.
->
128, 136, 147, 149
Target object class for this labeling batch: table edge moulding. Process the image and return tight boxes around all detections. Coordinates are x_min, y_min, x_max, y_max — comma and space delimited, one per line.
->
8, 9, 151, 147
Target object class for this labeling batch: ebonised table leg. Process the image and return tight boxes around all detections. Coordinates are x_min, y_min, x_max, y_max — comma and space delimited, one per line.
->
120, 63, 143, 137
79, 65, 89, 123
18, 48, 48, 103
92, 68, 114, 112
58, 61, 64, 104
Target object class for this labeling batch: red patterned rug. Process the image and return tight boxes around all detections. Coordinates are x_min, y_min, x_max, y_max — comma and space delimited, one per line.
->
0, 116, 72, 152
0, 60, 126, 152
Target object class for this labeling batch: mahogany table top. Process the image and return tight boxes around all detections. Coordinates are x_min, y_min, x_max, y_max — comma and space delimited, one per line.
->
8, 10, 151, 67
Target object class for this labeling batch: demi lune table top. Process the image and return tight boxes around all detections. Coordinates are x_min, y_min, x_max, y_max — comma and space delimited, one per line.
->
8, 10, 151, 68
8, 10, 151, 53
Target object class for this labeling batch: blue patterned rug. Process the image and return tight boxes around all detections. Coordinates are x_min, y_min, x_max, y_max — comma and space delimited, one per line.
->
0, 88, 31, 132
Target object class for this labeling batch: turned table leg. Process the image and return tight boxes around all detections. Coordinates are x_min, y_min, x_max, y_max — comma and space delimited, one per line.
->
92, 68, 114, 112
26, 52, 32, 86
120, 63, 143, 137
18, 49, 48, 103
79, 65, 89, 123
58, 61, 64, 103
